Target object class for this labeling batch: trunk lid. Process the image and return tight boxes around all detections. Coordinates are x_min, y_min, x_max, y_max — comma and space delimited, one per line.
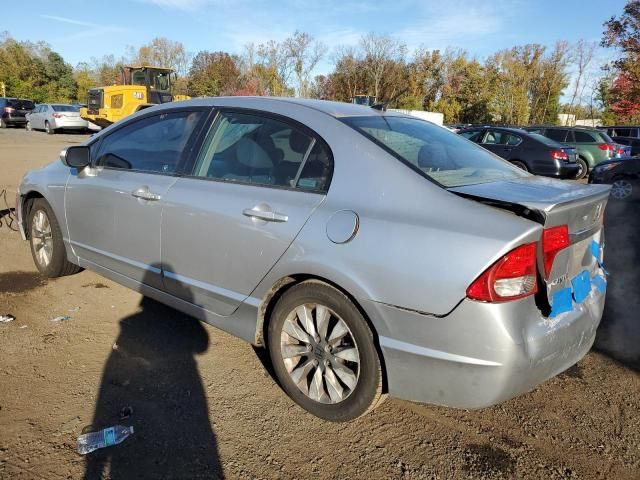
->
450, 176, 610, 312
562, 147, 578, 163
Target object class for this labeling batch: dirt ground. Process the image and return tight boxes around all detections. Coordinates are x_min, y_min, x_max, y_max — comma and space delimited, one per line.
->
0, 127, 639, 480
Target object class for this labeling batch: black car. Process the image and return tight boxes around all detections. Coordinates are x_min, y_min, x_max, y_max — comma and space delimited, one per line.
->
598, 125, 640, 156
589, 157, 640, 201
458, 126, 579, 179
0, 97, 35, 128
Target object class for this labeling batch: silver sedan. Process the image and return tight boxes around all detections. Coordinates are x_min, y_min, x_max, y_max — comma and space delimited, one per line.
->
16, 97, 610, 421
26, 104, 99, 134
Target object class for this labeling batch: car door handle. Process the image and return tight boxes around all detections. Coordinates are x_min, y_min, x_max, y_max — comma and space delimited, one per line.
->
131, 187, 161, 201
243, 207, 288, 223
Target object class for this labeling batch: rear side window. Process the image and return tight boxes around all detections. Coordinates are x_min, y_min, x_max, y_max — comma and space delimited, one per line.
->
193, 111, 332, 192
482, 130, 522, 146
342, 115, 526, 187
614, 128, 631, 137
96, 111, 205, 173
545, 129, 568, 142
574, 131, 597, 143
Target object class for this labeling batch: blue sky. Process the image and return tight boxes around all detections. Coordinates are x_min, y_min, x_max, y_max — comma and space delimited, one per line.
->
2, 0, 628, 74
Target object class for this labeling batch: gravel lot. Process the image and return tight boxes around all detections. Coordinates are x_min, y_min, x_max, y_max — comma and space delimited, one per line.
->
0, 127, 638, 479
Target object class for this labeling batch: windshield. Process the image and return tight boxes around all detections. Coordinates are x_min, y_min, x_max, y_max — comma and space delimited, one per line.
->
8, 99, 35, 110
342, 116, 528, 187
529, 133, 565, 147
52, 105, 80, 112
150, 70, 171, 90
596, 131, 614, 143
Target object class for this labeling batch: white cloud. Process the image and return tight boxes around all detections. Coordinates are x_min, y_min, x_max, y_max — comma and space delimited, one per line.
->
41, 14, 127, 43
41, 15, 100, 28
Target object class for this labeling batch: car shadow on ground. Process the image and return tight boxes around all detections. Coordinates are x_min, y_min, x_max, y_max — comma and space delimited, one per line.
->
84, 266, 223, 479
594, 198, 640, 372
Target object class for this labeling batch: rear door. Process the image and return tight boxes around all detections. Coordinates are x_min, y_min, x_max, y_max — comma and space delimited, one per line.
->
65, 109, 207, 289
161, 109, 333, 316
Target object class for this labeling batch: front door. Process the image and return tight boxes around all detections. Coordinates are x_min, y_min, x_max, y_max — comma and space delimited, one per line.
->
161, 109, 333, 316
65, 110, 206, 289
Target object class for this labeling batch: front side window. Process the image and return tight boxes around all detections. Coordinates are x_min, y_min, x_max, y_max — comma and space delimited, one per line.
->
193, 111, 332, 192
342, 115, 526, 188
96, 111, 204, 173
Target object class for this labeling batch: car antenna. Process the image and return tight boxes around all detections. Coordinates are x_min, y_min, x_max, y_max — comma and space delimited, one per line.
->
371, 88, 409, 112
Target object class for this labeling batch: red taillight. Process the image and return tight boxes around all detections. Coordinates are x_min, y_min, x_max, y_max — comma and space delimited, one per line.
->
542, 225, 570, 279
617, 148, 625, 155
598, 144, 615, 152
467, 242, 538, 303
550, 149, 569, 161
4, 107, 14, 113
52, 113, 63, 118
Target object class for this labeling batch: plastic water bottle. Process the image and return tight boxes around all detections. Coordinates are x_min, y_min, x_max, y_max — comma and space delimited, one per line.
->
76, 425, 134, 455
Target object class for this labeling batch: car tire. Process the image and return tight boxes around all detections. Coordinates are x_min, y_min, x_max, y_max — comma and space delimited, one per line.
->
511, 160, 528, 172
28, 198, 81, 278
575, 158, 589, 180
610, 177, 633, 200
45, 121, 55, 135
267, 280, 385, 422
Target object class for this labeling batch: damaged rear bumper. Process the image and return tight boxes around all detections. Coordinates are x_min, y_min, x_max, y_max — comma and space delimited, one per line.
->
361, 281, 605, 409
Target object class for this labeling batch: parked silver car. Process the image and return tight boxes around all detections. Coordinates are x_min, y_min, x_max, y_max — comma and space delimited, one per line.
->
26, 104, 99, 134
16, 97, 610, 421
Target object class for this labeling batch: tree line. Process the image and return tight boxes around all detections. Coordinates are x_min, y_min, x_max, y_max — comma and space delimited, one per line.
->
1, 1, 639, 125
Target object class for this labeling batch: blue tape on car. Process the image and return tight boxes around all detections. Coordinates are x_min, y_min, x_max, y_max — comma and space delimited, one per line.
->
550, 288, 573, 318
590, 240, 600, 260
571, 271, 591, 304
592, 275, 607, 294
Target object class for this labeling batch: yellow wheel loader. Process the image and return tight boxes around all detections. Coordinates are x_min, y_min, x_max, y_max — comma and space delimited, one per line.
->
80, 66, 190, 128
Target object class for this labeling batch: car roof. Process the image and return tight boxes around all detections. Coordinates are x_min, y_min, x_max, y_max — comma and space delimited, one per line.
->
527, 125, 600, 131
460, 126, 526, 133
153, 96, 394, 119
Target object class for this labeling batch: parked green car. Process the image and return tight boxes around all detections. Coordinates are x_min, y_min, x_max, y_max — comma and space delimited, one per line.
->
524, 126, 620, 179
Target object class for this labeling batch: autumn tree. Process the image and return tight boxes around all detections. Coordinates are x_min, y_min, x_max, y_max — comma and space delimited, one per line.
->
187, 51, 240, 97
284, 31, 324, 97
359, 33, 406, 101
0, 33, 77, 102
602, 0, 640, 123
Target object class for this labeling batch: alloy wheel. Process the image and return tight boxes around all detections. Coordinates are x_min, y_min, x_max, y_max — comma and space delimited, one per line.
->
31, 210, 53, 268
611, 179, 633, 199
280, 303, 360, 404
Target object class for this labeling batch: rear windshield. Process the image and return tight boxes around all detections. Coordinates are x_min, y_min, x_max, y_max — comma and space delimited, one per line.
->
52, 104, 80, 112
8, 99, 35, 110
595, 131, 613, 143
341, 116, 527, 187
528, 133, 565, 147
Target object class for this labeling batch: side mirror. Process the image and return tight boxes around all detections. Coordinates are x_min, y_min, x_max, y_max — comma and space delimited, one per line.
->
60, 145, 91, 169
